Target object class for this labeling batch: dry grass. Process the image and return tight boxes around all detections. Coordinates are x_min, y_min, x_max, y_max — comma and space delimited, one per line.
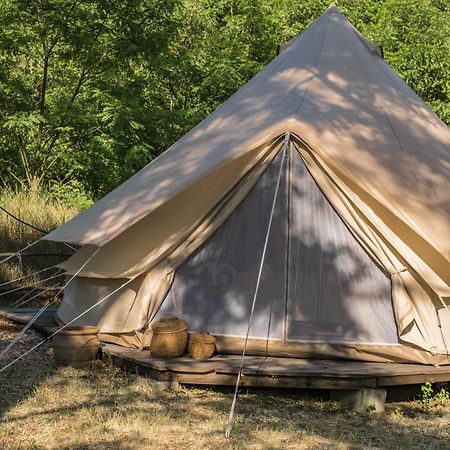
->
0, 189, 79, 306
0, 323, 449, 450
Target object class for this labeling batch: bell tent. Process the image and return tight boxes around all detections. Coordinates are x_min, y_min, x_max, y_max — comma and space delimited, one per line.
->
44, 5, 450, 365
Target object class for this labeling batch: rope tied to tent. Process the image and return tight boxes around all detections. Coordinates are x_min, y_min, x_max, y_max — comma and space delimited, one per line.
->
0, 239, 42, 265
0, 270, 64, 297
225, 134, 289, 438
0, 205, 77, 252
0, 266, 56, 288
0, 272, 137, 373
11, 280, 64, 308
0, 248, 100, 361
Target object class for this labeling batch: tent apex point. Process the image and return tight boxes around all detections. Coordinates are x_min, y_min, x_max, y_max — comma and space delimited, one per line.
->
326, 3, 341, 13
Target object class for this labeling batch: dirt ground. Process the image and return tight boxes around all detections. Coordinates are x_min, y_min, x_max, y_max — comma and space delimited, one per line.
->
0, 318, 449, 450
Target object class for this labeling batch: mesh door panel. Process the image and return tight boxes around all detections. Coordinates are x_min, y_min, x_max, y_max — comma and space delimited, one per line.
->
286, 148, 397, 343
156, 150, 287, 339
156, 146, 398, 345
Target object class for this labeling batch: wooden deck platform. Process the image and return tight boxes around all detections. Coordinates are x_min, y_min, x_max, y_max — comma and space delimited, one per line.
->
2, 307, 450, 390
103, 343, 450, 390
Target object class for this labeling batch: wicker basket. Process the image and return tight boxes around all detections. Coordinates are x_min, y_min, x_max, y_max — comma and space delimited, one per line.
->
150, 317, 188, 358
188, 332, 216, 360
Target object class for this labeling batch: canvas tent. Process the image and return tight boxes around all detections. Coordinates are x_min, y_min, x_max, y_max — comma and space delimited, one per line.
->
44, 5, 450, 365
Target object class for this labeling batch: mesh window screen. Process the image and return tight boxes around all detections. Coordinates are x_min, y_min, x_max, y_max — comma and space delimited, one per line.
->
156, 144, 398, 344
156, 149, 287, 339
286, 147, 397, 343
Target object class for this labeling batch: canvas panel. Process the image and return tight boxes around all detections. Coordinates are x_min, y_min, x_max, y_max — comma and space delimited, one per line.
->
58, 138, 283, 279
56, 142, 285, 334
57, 276, 143, 333
294, 139, 450, 355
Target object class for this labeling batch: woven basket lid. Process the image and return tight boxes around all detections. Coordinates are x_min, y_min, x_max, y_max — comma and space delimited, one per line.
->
190, 332, 216, 344
151, 317, 188, 334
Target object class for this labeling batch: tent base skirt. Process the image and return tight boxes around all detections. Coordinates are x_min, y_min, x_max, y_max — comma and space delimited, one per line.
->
98, 332, 449, 366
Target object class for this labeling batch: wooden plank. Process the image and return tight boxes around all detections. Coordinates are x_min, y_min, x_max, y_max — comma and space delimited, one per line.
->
103, 350, 378, 389
4, 312, 449, 388
377, 372, 450, 386
168, 373, 378, 389
102, 344, 450, 388
104, 345, 450, 380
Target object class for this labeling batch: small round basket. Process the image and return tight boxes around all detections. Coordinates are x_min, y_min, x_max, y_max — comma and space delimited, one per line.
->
150, 317, 188, 358
188, 332, 216, 360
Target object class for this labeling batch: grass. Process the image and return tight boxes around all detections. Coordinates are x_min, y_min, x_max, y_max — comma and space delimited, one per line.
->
0, 189, 79, 306
1, 323, 449, 450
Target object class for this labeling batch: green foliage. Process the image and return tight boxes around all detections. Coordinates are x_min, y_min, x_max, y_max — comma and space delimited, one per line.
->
366, 403, 376, 412
421, 380, 450, 411
49, 180, 93, 210
421, 380, 434, 411
394, 407, 404, 419
0, 1, 448, 202
0, 0, 179, 197
373, 0, 450, 124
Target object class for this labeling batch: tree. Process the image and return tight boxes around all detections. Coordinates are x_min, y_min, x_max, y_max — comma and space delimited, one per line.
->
372, 0, 450, 124
0, 1, 448, 202
0, 0, 178, 197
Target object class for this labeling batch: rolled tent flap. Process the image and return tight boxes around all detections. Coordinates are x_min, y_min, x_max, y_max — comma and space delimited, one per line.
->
57, 137, 284, 279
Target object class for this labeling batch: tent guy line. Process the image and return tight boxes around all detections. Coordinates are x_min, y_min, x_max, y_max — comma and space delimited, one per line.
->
0, 301, 52, 360
0, 271, 64, 297
0, 239, 43, 265
12, 279, 65, 308
0, 272, 136, 373
0, 205, 49, 234
0, 248, 100, 361
0, 205, 77, 252
225, 136, 288, 438
0, 265, 56, 288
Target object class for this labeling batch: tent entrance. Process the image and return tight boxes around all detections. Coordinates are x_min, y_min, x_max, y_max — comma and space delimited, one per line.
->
156, 143, 398, 345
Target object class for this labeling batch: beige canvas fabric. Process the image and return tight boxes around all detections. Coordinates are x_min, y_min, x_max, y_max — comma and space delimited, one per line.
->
58, 141, 284, 330
47, 6, 449, 284
57, 137, 284, 278
50, 5, 450, 364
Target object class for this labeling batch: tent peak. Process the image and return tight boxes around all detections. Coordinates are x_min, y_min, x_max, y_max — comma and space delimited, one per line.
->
326, 3, 342, 14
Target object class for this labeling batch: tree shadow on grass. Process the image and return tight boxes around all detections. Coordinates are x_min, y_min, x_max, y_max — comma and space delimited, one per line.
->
1, 356, 449, 450
0, 326, 54, 417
